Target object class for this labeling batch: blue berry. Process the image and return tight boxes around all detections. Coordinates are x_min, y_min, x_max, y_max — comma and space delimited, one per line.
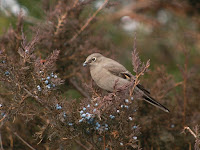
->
45, 80, 49, 84
96, 122, 100, 127
80, 110, 84, 114
41, 78, 45, 81
94, 103, 98, 106
47, 76, 50, 80
120, 142, 123, 146
105, 128, 108, 131
121, 105, 124, 108
46, 84, 51, 89
79, 118, 84, 122
171, 124, 175, 128
51, 73, 54, 77
124, 105, 129, 109
87, 104, 90, 108
109, 115, 115, 119
117, 110, 120, 113
133, 125, 137, 129
81, 114, 86, 118
125, 99, 129, 103
129, 117, 133, 121
68, 123, 73, 126
2, 60, 6, 63
4, 71, 10, 75
93, 109, 97, 112
105, 124, 108, 127
98, 138, 102, 141
37, 85, 42, 91
1, 112, 5, 117
54, 75, 57, 78
86, 114, 92, 120
63, 112, 67, 118
133, 136, 137, 140
56, 104, 62, 110
52, 84, 56, 87
83, 107, 86, 111
131, 97, 134, 100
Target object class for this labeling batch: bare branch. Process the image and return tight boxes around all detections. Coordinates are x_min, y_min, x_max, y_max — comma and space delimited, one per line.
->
7, 127, 36, 150
68, 0, 109, 43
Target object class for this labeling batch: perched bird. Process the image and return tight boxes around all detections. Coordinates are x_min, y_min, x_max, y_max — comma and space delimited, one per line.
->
83, 53, 169, 113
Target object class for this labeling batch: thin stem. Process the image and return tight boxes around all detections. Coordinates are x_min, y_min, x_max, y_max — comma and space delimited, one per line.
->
7, 127, 36, 150
69, 78, 90, 98
184, 126, 197, 138
75, 139, 89, 150
69, 0, 109, 43
183, 51, 188, 125
0, 131, 4, 150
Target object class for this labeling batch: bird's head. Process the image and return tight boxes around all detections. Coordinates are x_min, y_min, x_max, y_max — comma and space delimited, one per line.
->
83, 53, 103, 67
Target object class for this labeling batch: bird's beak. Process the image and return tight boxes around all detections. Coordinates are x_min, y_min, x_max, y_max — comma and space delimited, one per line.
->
83, 61, 88, 67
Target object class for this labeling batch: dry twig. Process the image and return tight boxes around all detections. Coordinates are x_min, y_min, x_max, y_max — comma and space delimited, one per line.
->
69, 0, 109, 43
69, 78, 90, 98
0, 131, 4, 150
184, 126, 197, 138
7, 127, 36, 150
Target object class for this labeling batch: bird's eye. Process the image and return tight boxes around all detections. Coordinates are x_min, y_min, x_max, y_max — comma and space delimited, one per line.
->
92, 57, 96, 61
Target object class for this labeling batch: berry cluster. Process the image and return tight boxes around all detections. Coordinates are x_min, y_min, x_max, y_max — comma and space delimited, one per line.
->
78, 103, 111, 132
79, 104, 93, 123
37, 72, 58, 91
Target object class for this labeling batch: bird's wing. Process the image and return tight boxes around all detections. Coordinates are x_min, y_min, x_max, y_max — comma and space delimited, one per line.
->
102, 58, 132, 80
102, 58, 151, 93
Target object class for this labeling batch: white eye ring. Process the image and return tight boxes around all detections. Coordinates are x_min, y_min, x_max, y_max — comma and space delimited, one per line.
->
92, 57, 96, 61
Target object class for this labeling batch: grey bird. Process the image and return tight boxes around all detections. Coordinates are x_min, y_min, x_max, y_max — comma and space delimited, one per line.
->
83, 53, 169, 113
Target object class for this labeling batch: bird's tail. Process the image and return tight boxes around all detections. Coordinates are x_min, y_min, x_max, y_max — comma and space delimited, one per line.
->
142, 94, 170, 113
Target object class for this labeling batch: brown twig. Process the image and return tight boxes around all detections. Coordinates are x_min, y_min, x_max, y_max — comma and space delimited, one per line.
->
103, 132, 106, 150
72, 0, 79, 8
69, 78, 90, 98
7, 127, 36, 150
183, 69, 187, 125
54, 0, 79, 36
13, 132, 36, 150
0, 131, 4, 150
23, 88, 51, 112
156, 81, 183, 100
86, 141, 93, 150
0, 114, 6, 123
75, 139, 90, 150
54, 13, 68, 36
68, 0, 109, 43
182, 46, 189, 126
184, 126, 197, 138
130, 63, 150, 96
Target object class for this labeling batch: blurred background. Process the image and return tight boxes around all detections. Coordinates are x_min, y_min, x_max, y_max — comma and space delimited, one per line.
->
0, 0, 200, 149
